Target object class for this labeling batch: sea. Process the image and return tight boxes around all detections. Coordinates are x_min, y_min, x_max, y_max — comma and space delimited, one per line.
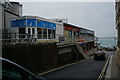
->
98, 37, 117, 47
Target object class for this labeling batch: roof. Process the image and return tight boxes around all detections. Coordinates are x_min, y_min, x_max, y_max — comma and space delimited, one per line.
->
13, 16, 63, 25
63, 23, 95, 35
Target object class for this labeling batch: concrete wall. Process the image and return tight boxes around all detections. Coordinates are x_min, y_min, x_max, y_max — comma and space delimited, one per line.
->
2, 1, 22, 40
5, 12, 18, 29
116, 1, 120, 48
4, 2, 22, 32
10, 2, 22, 16
2, 42, 83, 74
0, 3, 4, 29
2, 43, 58, 74
115, 1, 120, 68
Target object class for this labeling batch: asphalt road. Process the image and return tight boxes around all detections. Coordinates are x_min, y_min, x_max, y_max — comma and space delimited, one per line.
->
42, 54, 109, 80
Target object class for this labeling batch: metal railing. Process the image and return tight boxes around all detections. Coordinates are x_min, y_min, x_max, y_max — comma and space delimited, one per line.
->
2, 33, 95, 44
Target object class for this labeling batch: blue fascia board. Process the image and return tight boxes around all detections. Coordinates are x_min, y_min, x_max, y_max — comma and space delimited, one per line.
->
11, 19, 56, 29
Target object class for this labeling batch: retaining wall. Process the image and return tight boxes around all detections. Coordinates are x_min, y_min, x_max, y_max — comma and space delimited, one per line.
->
2, 43, 80, 74
2, 43, 58, 73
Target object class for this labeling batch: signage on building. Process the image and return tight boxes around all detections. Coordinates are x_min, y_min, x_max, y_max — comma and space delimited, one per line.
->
11, 19, 26, 27
80, 28, 94, 35
37, 20, 56, 29
27, 19, 37, 27
11, 19, 56, 29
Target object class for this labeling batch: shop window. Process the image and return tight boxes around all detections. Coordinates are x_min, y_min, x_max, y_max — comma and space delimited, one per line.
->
37, 28, 42, 39
74, 31, 76, 36
65, 29, 67, 31
48, 29, 52, 39
52, 30, 55, 39
77, 31, 79, 37
27, 28, 31, 38
43, 29, 47, 39
19, 28, 25, 38
28, 28, 31, 34
68, 31, 72, 36
32, 28, 35, 34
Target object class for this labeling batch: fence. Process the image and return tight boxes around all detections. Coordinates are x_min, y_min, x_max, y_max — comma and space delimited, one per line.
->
2, 32, 95, 44
2, 33, 77, 43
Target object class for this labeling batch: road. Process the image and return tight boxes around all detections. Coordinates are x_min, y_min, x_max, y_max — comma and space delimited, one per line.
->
42, 54, 109, 80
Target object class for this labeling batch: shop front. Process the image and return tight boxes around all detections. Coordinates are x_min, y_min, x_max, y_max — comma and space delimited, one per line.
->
11, 17, 56, 42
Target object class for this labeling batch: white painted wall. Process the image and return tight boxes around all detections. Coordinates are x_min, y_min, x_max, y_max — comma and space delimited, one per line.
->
56, 23, 64, 36
55, 23, 64, 41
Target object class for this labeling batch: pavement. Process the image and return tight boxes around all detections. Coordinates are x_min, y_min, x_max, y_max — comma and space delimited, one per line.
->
105, 52, 120, 80
42, 56, 108, 80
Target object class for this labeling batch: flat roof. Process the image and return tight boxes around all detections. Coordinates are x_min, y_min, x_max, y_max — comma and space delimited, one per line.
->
63, 23, 94, 32
14, 16, 63, 25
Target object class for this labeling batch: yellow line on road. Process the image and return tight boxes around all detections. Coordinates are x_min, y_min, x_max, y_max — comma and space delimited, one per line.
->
97, 55, 111, 80
38, 56, 93, 76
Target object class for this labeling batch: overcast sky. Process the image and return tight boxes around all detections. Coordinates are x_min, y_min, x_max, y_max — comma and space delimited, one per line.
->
10, 0, 117, 37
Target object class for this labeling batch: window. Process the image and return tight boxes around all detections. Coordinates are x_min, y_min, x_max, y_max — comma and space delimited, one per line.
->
2, 69, 22, 80
32, 28, 35, 34
77, 31, 79, 37
37, 28, 42, 39
2, 62, 22, 80
48, 29, 52, 39
74, 31, 76, 36
43, 29, 47, 39
28, 28, 31, 34
19, 28, 26, 38
2, 60, 39, 80
52, 30, 55, 39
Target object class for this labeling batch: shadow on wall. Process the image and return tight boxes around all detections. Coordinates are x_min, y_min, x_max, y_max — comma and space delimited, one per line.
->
2, 43, 58, 73
2, 42, 78, 74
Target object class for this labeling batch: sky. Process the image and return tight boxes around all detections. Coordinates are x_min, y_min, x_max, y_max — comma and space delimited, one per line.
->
10, 0, 117, 37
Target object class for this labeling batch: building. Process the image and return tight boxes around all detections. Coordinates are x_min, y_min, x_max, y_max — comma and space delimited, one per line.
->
10, 16, 95, 45
63, 23, 95, 53
0, 0, 22, 41
0, 0, 95, 46
116, 1, 120, 49
11, 16, 64, 42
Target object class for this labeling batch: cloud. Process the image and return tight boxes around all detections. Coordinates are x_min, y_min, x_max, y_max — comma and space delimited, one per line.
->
21, 2, 116, 37
9, 0, 115, 2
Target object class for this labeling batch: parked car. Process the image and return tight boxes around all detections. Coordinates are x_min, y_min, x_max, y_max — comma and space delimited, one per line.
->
0, 57, 46, 80
106, 47, 116, 51
94, 50, 106, 60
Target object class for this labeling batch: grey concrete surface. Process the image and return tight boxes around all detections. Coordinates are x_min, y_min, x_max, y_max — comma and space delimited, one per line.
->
105, 52, 120, 80
42, 55, 108, 80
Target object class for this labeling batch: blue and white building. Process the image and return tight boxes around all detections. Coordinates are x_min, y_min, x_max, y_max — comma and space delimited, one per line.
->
11, 16, 64, 42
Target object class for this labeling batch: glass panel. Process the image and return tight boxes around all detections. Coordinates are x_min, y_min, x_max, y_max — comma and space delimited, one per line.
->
28, 28, 31, 34
52, 30, 55, 39
27, 28, 31, 38
2, 62, 22, 80
32, 28, 35, 34
48, 29, 51, 39
19, 28, 25, 38
37, 28, 42, 39
28, 75, 36, 80
43, 29, 47, 39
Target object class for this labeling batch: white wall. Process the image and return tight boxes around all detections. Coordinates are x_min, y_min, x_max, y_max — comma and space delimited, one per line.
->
55, 23, 64, 41
56, 23, 64, 36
